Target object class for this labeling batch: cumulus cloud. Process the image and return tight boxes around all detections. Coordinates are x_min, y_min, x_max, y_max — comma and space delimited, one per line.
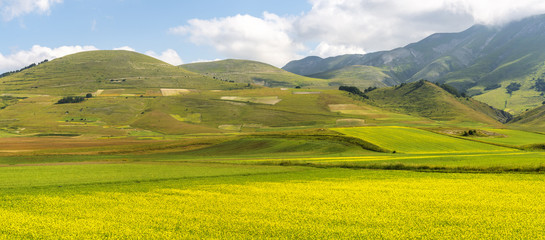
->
445, 0, 545, 25
170, 12, 304, 67
172, 0, 545, 66
310, 42, 366, 58
145, 49, 184, 66
296, 0, 545, 52
0, 45, 97, 72
295, 0, 474, 53
0, 0, 63, 21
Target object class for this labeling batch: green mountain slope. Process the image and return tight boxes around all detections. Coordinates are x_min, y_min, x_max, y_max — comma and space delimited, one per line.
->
283, 14, 545, 114
0, 50, 241, 95
182, 59, 329, 88
308, 65, 399, 88
365, 80, 509, 126
509, 104, 545, 129
283, 24, 496, 80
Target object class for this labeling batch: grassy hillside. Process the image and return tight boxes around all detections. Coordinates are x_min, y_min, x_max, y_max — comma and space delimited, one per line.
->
0, 50, 243, 95
470, 70, 545, 115
309, 65, 399, 88
365, 80, 506, 126
283, 15, 545, 114
509, 104, 545, 129
3, 84, 474, 137
182, 59, 329, 88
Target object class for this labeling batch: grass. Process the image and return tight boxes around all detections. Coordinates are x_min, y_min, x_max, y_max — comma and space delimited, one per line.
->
248, 151, 545, 172
474, 84, 543, 115
333, 126, 510, 153
0, 162, 301, 189
468, 128, 545, 146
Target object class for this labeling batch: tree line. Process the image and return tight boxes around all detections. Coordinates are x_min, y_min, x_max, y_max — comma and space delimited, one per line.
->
0, 59, 49, 78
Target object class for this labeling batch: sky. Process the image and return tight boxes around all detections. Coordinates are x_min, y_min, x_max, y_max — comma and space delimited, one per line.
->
2, 0, 545, 73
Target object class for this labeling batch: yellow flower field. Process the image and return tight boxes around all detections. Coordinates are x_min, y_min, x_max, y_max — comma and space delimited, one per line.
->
2, 168, 545, 239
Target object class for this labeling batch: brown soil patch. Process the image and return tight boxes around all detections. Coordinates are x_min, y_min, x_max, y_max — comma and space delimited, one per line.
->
0, 137, 157, 151
0, 161, 124, 168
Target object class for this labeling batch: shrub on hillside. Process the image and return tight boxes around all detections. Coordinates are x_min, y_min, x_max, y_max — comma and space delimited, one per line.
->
57, 96, 86, 104
532, 78, 545, 92
506, 82, 521, 94
339, 86, 369, 99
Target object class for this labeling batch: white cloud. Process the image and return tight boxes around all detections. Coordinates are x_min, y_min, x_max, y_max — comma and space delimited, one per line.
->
310, 42, 366, 58
296, 0, 545, 52
0, 0, 63, 21
170, 12, 304, 67
190, 59, 223, 64
445, 0, 545, 25
145, 49, 183, 66
172, 0, 545, 66
294, 0, 473, 53
0, 45, 98, 72
113, 46, 136, 52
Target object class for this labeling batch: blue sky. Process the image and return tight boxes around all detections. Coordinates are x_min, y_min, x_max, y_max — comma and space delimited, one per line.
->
2, 0, 545, 72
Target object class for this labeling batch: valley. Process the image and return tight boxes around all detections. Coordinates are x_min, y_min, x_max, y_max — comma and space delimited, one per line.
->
3, 26, 545, 238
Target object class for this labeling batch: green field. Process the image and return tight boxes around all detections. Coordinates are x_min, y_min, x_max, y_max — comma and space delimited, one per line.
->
333, 126, 510, 153
470, 128, 545, 146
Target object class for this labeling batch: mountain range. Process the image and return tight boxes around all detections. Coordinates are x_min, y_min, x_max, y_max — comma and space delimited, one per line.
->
283, 14, 545, 114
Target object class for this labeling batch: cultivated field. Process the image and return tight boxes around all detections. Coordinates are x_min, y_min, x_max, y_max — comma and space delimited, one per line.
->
2, 124, 545, 238
2, 159, 545, 239
2, 50, 545, 238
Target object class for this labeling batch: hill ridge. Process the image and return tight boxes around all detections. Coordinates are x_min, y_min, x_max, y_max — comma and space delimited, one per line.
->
182, 59, 329, 88
365, 80, 510, 125
0, 50, 242, 94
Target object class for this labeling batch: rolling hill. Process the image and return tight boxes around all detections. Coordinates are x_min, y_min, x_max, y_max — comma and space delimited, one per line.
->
0, 50, 244, 95
182, 59, 329, 88
365, 80, 510, 126
0, 50, 515, 138
308, 65, 399, 89
283, 14, 545, 114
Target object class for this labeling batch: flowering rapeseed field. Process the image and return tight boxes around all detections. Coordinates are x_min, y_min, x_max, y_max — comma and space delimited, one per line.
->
1, 167, 544, 239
